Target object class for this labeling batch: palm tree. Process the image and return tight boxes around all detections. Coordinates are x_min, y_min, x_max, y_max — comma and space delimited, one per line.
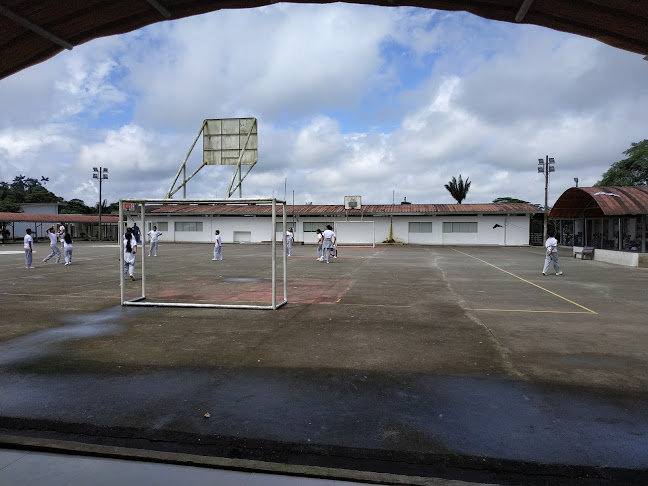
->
444, 174, 471, 204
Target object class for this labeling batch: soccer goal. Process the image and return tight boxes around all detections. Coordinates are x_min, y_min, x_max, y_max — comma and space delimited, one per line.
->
334, 221, 375, 247
118, 197, 287, 310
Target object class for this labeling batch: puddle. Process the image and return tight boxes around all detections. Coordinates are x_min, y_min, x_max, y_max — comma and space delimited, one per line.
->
0, 306, 148, 366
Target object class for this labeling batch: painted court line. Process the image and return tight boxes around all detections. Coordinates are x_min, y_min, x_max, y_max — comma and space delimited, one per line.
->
452, 249, 597, 315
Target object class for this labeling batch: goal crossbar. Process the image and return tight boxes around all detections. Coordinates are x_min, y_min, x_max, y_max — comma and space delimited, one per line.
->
118, 197, 287, 310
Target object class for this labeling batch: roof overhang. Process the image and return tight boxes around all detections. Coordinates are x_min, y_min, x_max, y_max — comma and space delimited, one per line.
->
549, 186, 648, 219
2, 0, 648, 80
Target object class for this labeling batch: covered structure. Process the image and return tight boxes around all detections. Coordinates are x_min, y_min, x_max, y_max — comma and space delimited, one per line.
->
2, 0, 648, 81
549, 186, 648, 256
0, 212, 120, 242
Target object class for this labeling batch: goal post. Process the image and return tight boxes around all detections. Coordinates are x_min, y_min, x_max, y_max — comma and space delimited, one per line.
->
118, 197, 287, 310
334, 221, 375, 247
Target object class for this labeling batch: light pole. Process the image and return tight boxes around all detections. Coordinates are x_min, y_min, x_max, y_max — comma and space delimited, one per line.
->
93, 167, 109, 240
537, 156, 555, 240
574, 177, 579, 188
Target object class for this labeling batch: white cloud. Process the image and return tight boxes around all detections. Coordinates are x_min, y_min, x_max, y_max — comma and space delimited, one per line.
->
0, 4, 646, 208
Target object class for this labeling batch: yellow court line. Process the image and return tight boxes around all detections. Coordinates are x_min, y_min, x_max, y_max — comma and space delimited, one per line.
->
452, 249, 597, 315
470, 309, 593, 314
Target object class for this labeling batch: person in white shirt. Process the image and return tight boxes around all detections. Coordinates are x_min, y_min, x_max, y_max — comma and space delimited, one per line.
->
24, 228, 34, 269
542, 228, 562, 276
213, 230, 222, 260
316, 228, 324, 261
123, 227, 138, 281
147, 226, 163, 257
57, 223, 66, 251
43, 226, 61, 264
63, 233, 74, 265
322, 225, 336, 264
286, 227, 294, 256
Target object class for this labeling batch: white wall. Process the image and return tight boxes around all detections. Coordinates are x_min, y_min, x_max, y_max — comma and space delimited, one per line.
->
143, 213, 531, 246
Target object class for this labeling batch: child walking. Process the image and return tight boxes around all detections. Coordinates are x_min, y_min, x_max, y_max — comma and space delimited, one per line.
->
543, 228, 562, 276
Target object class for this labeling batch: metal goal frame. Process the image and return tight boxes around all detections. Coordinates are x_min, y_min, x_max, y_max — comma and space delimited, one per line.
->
119, 197, 287, 310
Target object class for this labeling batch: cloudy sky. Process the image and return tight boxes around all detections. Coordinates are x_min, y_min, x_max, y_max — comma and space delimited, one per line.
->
1, 3, 646, 208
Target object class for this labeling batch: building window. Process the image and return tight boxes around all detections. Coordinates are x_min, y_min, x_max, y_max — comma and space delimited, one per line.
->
149, 222, 168, 231
175, 222, 203, 232
443, 222, 477, 233
303, 222, 333, 232
408, 222, 432, 233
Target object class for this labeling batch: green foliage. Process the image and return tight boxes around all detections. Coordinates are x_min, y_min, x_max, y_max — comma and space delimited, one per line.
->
493, 197, 542, 208
444, 174, 471, 204
60, 199, 93, 214
596, 139, 648, 187
0, 199, 23, 213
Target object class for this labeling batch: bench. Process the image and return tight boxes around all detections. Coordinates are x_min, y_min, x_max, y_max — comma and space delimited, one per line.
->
574, 247, 595, 260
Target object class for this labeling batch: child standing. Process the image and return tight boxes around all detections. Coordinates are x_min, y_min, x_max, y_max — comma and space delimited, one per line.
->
286, 227, 294, 256
316, 229, 323, 261
63, 233, 74, 265
123, 227, 138, 281
147, 225, 163, 257
543, 228, 562, 276
213, 230, 222, 260
24, 228, 34, 269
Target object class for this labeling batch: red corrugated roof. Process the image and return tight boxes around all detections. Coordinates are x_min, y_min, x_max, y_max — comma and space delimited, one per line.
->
549, 186, 648, 218
151, 203, 540, 215
0, 212, 119, 223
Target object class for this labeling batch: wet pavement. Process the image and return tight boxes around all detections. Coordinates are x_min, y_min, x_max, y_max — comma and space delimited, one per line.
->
0, 242, 647, 484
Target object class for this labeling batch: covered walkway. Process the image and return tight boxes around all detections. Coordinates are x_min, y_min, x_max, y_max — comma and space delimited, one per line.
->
0, 212, 119, 242
550, 186, 648, 254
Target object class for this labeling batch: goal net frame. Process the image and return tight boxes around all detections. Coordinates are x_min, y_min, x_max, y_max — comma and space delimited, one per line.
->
119, 197, 287, 310
334, 221, 376, 247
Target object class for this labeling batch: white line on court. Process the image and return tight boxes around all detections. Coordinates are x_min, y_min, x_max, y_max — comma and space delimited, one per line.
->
452, 249, 597, 315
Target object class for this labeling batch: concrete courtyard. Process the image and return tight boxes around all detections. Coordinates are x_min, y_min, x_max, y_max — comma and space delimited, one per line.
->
0, 241, 646, 484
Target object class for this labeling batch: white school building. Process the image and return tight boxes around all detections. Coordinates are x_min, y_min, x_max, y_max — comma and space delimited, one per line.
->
130, 202, 539, 246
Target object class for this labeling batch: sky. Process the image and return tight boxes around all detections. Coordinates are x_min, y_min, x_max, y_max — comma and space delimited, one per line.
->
1, 3, 647, 208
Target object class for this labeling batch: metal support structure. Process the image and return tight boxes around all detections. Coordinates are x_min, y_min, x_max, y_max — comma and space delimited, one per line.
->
93, 166, 109, 240
0, 4, 73, 50
537, 155, 555, 239
515, 0, 535, 22
119, 197, 287, 309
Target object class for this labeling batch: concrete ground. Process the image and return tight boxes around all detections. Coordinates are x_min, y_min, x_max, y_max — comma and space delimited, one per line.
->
0, 242, 646, 484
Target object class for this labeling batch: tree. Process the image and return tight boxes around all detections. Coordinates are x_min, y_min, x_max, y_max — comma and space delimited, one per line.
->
493, 197, 542, 208
444, 174, 471, 204
596, 139, 648, 186
60, 199, 92, 214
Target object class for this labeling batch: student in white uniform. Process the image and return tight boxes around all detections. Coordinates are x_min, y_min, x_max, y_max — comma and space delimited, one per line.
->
147, 226, 163, 257
213, 230, 222, 260
123, 227, 138, 281
63, 233, 74, 265
316, 229, 323, 261
322, 225, 336, 263
24, 228, 34, 269
43, 226, 61, 264
542, 228, 562, 276
286, 227, 294, 256
57, 223, 66, 251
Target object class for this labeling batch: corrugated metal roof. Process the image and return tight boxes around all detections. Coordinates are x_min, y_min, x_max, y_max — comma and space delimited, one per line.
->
151, 203, 540, 216
549, 186, 648, 218
0, 212, 119, 223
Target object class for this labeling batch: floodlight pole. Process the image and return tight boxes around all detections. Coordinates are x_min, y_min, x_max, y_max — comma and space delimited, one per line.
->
537, 156, 555, 240
93, 166, 109, 240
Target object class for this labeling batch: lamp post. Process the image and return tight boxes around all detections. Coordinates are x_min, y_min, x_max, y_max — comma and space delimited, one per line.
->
574, 177, 579, 188
537, 156, 555, 240
93, 167, 109, 240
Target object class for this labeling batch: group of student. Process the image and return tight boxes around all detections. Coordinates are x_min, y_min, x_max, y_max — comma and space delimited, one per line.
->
122, 224, 163, 280
285, 226, 337, 263
23, 223, 74, 269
